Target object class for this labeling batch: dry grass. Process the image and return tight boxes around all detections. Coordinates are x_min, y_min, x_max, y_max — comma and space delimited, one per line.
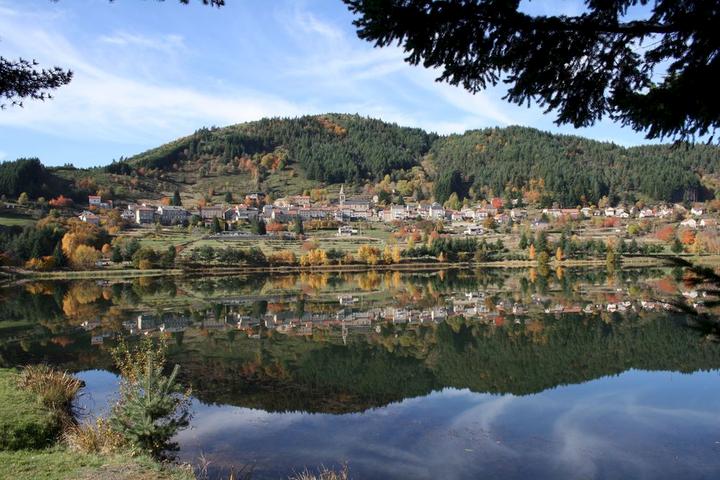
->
289, 465, 350, 480
18, 364, 83, 411
64, 417, 127, 455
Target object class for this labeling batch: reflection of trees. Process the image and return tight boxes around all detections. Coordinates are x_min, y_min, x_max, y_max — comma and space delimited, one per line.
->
157, 312, 720, 414
299, 273, 329, 292
2, 267, 719, 413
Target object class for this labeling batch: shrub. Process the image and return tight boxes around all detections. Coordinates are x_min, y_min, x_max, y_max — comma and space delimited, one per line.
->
64, 417, 126, 454
268, 250, 297, 266
18, 364, 83, 412
24, 255, 56, 271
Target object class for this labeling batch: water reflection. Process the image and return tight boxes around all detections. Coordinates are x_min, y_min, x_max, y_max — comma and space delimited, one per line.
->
2, 267, 719, 478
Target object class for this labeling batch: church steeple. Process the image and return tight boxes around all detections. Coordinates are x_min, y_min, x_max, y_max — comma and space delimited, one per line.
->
339, 184, 345, 206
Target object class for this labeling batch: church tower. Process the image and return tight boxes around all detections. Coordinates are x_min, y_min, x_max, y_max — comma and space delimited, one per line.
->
339, 184, 345, 207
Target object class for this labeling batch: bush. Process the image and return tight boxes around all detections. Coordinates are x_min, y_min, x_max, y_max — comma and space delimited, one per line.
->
18, 364, 83, 412
64, 418, 126, 455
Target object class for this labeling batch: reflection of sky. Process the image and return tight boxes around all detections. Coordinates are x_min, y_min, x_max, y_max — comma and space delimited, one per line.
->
77, 369, 720, 479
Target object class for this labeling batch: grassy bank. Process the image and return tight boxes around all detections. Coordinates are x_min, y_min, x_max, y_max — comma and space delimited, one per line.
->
0, 368, 192, 480
0, 449, 193, 480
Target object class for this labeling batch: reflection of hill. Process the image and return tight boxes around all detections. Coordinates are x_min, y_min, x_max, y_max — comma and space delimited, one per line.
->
171, 314, 720, 413
1, 269, 718, 414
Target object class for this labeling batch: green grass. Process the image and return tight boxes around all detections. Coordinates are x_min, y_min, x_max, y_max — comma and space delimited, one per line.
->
0, 369, 60, 450
0, 449, 194, 480
0, 213, 35, 227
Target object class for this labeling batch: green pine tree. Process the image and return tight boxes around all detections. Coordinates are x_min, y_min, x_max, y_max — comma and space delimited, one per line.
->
293, 215, 304, 235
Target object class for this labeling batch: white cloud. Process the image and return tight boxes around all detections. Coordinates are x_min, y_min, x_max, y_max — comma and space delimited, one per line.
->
98, 31, 186, 54
287, 7, 345, 41
0, 4, 310, 146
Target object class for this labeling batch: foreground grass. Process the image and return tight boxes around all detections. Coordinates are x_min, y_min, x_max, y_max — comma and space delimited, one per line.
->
0, 448, 193, 480
0, 368, 193, 480
0, 369, 61, 450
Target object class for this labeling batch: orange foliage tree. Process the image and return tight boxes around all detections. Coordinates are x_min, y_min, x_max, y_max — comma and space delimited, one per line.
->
679, 229, 696, 245
655, 225, 676, 242
49, 195, 74, 208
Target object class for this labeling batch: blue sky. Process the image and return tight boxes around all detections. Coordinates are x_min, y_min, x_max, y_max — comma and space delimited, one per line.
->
0, 0, 658, 168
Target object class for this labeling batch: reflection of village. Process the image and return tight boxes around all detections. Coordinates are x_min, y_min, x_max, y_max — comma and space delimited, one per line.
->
78, 286, 710, 345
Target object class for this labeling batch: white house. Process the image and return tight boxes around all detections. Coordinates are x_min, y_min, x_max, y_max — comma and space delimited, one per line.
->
79, 211, 99, 225
337, 225, 358, 237
680, 218, 698, 229
427, 203, 445, 220
638, 208, 654, 218
463, 225, 484, 236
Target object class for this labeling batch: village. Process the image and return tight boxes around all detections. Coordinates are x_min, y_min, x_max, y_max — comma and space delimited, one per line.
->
77, 184, 718, 237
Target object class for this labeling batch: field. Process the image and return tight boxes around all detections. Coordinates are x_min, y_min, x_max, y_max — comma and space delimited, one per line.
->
0, 213, 36, 227
135, 223, 399, 259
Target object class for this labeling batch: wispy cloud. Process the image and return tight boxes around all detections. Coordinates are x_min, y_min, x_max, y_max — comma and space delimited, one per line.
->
0, 3, 310, 145
98, 31, 186, 54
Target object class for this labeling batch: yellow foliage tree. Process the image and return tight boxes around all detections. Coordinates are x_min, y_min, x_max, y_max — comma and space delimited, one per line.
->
24, 256, 56, 271
555, 246, 563, 262
357, 245, 381, 264
300, 249, 328, 266
528, 244, 536, 260
70, 245, 101, 270
392, 245, 402, 264
382, 245, 393, 264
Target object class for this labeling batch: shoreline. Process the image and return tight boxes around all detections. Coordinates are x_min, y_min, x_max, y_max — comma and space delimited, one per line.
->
5, 254, 717, 282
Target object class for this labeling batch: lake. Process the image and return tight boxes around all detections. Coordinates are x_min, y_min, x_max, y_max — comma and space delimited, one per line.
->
1, 266, 719, 479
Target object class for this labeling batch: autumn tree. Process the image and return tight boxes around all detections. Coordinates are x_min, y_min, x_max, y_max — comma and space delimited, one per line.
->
482, 217, 496, 231
679, 229, 696, 246
70, 244, 101, 270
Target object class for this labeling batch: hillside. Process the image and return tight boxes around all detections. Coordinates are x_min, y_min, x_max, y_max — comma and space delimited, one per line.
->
111, 114, 718, 206
2, 114, 714, 207
429, 126, 719, 205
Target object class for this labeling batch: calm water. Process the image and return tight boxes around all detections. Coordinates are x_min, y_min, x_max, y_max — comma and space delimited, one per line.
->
1, 267, 719, 479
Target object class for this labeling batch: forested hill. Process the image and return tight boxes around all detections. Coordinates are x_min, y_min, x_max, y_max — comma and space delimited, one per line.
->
429, 126, 719, 205
123, 114, 435, 184
113, 114, 719, 205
